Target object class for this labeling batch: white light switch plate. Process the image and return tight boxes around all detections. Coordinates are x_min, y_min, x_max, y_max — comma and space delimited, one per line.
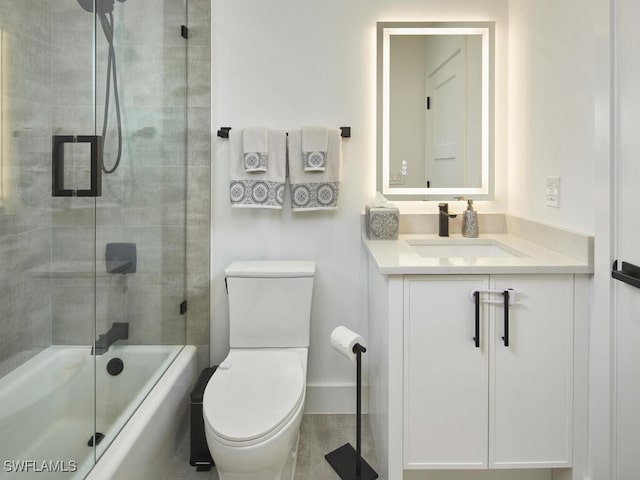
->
546, 176, 560, 207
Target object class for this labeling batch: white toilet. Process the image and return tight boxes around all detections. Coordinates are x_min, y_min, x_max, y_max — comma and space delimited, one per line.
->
202, 260, 315, 480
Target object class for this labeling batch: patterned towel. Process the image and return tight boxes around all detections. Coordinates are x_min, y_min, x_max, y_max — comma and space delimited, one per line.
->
288, 129, 342, 211
229, 129, 287, 209
243, 127, 268, 172
302, 126, 328, 171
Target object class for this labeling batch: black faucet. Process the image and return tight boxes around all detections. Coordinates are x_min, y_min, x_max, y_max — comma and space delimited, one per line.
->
438, 203, 457, 237
92, 322, 129, 355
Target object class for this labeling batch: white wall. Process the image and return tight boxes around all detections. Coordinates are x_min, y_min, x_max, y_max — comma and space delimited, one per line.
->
508, 1, 613, 479
507, 0, 598, 234
211, 0, 508, 412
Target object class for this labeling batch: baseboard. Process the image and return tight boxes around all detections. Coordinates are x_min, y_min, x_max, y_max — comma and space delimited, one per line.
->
304, 383, 369, 414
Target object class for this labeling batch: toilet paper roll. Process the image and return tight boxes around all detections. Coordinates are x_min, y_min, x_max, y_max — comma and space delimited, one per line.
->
330, 326, 365, 362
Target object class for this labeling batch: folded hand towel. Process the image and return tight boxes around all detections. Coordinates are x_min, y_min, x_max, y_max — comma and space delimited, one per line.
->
288, 128, 342, 211
242, 127, 268, 172
230, 129, 286, 209
302, 126, 329, 171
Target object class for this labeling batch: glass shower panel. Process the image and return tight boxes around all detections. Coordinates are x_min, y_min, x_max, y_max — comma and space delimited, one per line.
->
0, 1, 187, 477
0, 1, 98, 478
93, 0, 187, 461
0, 1, 186, 476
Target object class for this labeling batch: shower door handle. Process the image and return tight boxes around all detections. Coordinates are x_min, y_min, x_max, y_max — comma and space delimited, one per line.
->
52, 135, 103, 197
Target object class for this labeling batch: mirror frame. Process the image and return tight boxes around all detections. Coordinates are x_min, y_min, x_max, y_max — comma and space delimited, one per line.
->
377, 21, 495, 200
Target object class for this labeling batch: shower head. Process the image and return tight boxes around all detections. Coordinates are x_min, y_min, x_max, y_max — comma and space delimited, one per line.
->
77, 0, 126, 14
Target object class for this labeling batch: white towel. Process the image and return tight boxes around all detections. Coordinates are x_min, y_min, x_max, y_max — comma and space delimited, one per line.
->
302, 126, 328, 171
229, 129, 287, 209
242, 127, 268, 172
288, 128, 342, 211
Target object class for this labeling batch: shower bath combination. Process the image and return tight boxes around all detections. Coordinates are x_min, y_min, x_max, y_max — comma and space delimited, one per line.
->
77, 0, 127, 174
5, 1, 191, 478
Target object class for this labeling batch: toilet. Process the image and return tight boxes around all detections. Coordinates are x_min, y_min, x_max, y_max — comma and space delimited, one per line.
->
202, 260, 315, 480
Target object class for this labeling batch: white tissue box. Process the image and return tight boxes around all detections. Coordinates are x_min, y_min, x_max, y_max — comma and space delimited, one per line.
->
366, 205, 399, 240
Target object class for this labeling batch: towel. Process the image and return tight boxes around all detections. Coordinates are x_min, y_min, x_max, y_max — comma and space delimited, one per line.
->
288, 128, 342, 211
229, 129, 287, 209
302, 126, 328, 171
243, 127, 268, 172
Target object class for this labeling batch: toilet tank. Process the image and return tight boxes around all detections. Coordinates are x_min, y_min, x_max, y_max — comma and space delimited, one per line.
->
225, 261, 315, 348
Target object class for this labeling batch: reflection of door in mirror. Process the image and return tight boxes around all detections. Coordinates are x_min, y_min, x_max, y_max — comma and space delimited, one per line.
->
424, 35, 482, 188
425, 37, 465, 187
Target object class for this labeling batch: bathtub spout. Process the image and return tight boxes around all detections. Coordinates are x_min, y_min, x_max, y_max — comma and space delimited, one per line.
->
92, 322, 129, 355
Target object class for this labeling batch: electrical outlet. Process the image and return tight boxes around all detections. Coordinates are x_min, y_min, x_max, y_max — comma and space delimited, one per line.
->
546, 176, 560, 207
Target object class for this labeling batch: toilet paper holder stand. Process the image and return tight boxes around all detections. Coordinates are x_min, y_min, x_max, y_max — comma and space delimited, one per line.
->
325, 343, 379, 480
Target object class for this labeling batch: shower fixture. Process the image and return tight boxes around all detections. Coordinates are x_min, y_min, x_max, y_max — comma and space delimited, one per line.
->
76, 0, 126, 15
77, 0, 127, 174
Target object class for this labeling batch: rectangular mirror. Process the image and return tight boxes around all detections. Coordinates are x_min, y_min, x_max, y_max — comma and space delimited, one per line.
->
377, 22, 495, 200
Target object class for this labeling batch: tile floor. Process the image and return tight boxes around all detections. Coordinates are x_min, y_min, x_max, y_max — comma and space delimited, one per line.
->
164, 414, 379, 480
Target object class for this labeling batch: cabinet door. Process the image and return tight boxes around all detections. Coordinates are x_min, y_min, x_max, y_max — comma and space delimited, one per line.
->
404, 276, 489, 468
490, 275, 574, 468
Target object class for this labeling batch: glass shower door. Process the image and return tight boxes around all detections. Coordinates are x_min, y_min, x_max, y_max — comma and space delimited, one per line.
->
49, 1, 100, 477
43, 0, 101, 478
91, 0, 188, 464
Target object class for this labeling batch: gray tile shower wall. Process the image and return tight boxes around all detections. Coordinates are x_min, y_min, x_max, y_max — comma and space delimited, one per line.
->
0, 0, 54, 378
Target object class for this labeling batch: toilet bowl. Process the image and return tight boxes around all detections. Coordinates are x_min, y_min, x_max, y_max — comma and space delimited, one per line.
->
203, 348, 307, 480
202, 261, 315, 480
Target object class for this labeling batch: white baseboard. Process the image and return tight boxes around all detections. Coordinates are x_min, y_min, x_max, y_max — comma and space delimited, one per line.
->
304, 383, 369, 414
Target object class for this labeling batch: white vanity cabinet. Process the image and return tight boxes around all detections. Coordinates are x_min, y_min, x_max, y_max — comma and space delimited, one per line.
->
404, 274, 574, 470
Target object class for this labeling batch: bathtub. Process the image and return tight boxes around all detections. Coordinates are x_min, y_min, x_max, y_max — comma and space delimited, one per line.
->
0, 344, 197, 480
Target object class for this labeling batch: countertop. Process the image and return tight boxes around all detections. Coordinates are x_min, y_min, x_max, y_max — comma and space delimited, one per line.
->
363, 233, 594, 275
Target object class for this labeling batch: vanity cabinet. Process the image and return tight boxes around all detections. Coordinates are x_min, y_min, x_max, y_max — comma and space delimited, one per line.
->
404, 274, 574, 470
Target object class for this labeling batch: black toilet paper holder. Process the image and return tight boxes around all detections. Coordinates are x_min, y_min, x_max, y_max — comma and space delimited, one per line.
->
325, 343, 378, 480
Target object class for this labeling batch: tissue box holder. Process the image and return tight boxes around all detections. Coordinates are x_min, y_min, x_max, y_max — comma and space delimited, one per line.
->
366, 206, 399, 240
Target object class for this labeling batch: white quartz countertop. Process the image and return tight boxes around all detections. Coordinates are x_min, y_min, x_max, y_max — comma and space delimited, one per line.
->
363, 233, 594, 275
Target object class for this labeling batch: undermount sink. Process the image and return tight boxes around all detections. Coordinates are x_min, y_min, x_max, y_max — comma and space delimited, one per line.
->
406, 239, 526, 258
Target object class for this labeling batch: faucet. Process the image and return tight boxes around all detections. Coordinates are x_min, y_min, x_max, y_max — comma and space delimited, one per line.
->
438, 203, 457, 237
92, 322, 129, 355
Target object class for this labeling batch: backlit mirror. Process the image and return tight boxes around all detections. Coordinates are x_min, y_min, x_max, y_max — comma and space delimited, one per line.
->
377, 22, 495, 200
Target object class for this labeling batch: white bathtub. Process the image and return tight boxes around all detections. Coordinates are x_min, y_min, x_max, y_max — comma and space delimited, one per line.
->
0, 344, 197, 480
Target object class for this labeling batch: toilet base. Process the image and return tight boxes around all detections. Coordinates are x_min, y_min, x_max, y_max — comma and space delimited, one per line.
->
325, 443, 378, 480
213, 427, 300, 480
279, 429, 300, 480
207, 402, 304, 480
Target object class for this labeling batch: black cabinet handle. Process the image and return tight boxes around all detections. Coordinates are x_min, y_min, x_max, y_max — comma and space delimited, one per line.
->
612, 260, 640, 289
501, 290, 510, 347
473, 290, 480, 348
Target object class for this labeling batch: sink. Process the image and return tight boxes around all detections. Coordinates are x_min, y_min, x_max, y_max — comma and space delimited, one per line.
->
406, 239, 526, 258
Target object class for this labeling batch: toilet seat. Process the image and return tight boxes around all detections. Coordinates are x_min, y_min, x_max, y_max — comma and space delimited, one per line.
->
203, 349, 305, 447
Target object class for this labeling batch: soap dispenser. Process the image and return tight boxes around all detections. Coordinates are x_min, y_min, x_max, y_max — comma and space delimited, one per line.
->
462, 200, 479, 238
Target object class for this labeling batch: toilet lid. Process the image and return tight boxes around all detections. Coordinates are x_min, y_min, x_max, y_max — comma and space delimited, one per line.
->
203, 350, 305, 443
